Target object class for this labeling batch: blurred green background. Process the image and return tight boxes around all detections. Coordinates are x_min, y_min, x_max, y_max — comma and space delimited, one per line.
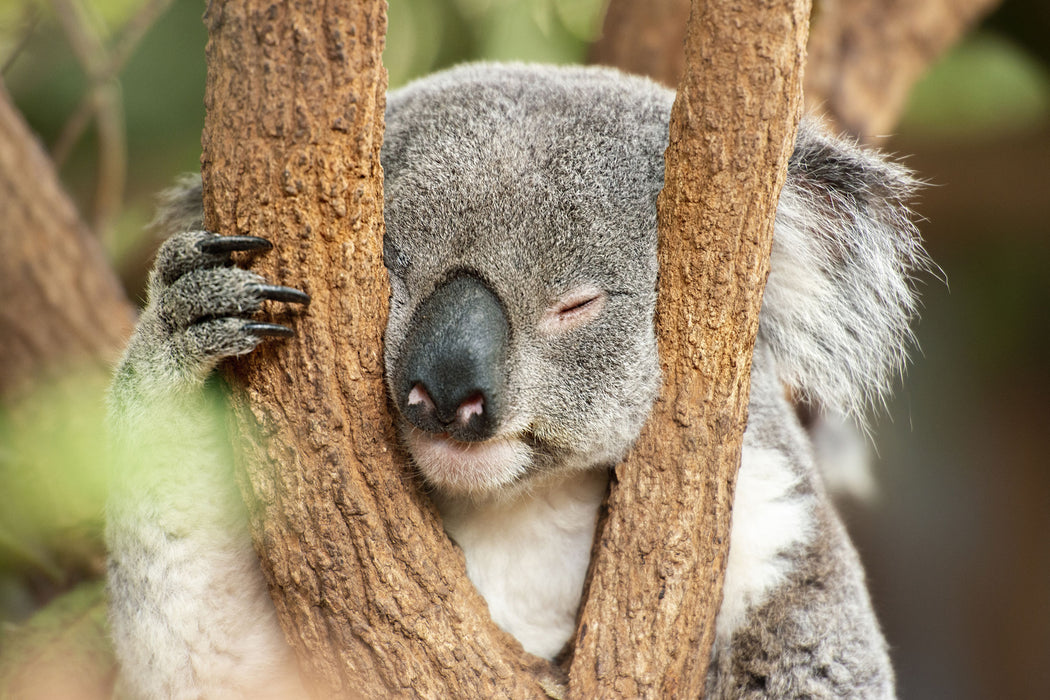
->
2, 1, 1048, 698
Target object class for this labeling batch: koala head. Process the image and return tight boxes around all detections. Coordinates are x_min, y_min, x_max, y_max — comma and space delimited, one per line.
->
380, 64, 673, 497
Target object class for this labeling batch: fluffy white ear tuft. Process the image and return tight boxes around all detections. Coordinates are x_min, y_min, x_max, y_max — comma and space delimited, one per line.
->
760, 119, 929, 422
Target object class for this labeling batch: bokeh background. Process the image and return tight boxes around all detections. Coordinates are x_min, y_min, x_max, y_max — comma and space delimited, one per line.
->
1, 1, 1047, 697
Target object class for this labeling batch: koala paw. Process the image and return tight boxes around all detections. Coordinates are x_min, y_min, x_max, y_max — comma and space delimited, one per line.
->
136, 230, 310, 384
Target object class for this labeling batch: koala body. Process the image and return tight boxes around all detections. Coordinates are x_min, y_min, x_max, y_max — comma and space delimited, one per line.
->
107, 63, 923, 698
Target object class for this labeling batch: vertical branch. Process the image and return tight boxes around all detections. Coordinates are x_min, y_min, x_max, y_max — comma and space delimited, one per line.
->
570, 0, 811, 696
805, 0, 1003, 140
588, 0, 689, 87
202, 1, 551, 695
0, 80, 134, 399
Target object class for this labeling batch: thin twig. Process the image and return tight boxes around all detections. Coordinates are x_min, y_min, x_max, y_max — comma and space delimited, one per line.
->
51, 0, 107, 78
51, 93, 95, 165
108, 0, 175, 74
50, 0, 175, 167
1, 3, 42, 76
91, 80, 126, 237
48, 0, 173, 239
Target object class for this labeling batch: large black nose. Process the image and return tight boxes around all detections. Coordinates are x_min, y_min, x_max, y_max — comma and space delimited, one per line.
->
395, 274, 509, 442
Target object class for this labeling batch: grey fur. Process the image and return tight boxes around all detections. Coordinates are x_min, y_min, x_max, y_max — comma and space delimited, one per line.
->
106, 63, 923, 697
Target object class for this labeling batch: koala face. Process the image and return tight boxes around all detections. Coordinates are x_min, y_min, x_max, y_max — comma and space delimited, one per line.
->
380, 65, 673, 497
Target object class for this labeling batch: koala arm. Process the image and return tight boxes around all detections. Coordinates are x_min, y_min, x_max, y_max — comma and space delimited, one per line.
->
707, 345, 894, 699
106, 180, 306, 699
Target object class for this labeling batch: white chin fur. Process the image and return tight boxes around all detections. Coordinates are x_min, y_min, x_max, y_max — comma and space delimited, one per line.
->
404, 427, 532, 494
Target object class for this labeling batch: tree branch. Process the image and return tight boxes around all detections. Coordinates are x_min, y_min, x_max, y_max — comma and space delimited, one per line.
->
0, 79, 134, 400
592, 0, 1002, 142
49, 0, 129, 237
51, 0, 175, 168
202, 1, 552, 695
569, 1, 811, 696
804, 0, 1002, 140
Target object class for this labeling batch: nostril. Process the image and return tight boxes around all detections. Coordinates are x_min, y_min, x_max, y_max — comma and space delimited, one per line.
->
456, 392, 485, 426
408, 383, 436, 413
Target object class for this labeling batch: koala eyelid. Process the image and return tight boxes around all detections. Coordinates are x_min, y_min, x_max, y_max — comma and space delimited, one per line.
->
539, 286, 606, 335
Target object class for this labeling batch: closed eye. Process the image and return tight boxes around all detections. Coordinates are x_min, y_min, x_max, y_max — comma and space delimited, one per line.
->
560, 296, 598, 314
539, 286, 606, 334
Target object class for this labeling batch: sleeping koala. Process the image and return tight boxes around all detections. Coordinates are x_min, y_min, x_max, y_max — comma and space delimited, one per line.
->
106, 63, 924, 698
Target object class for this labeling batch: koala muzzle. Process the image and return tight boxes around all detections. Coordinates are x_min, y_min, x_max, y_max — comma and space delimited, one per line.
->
396, 274, 509, 442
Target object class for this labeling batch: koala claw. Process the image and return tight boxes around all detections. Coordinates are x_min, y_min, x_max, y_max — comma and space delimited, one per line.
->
251, 284, 311, 305
243, 322, 295, 339
197, 235, 273, 255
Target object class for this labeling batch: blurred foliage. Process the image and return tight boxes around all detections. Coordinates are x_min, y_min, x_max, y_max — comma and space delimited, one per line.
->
0, 369, 110, 623
387, 0, 606, 87
901, 31, 1050, 140
0, 581, 114, 698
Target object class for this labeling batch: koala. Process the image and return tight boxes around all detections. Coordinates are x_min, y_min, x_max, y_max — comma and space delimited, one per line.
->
106, 63, 924, 699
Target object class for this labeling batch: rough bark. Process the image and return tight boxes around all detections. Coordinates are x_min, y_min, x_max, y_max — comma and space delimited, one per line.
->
201, 1, 551, 696
805, 0, 1004, 141
0, 81, 135, 401
568, 1, 811, 697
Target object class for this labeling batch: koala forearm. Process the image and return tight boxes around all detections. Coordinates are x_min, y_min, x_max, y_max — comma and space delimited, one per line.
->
707, 509, 893, 699
107, 371, 303, 698
106, 235, 307, 698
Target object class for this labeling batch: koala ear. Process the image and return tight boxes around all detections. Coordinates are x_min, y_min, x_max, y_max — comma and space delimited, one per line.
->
759, 119, 929, 421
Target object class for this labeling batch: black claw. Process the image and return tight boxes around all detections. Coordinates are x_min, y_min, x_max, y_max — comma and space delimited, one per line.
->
244, 322, 294, 339
253, 284, 311, 305
197, 236, 273, 255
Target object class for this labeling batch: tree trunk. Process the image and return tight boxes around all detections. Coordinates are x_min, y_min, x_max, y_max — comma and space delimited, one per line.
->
805, 0, 1003, 141
588, 0, 690, 88
201, 1, 552, 696
591, 0, 1002, 141
568, 1, 811, 697
0, 81, 135, 401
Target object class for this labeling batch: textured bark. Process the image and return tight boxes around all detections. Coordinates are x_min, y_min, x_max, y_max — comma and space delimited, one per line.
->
201, 1, 551, 696
805, 0, 1003, 141
569, 1, 811, 697
0, 81, 135, 400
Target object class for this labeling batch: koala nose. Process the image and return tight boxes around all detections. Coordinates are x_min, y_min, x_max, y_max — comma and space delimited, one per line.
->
396, 274, 509, 442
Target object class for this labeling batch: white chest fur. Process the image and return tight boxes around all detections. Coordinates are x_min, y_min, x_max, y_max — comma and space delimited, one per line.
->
438, 440, 813, 660
437, 470, 607, 660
